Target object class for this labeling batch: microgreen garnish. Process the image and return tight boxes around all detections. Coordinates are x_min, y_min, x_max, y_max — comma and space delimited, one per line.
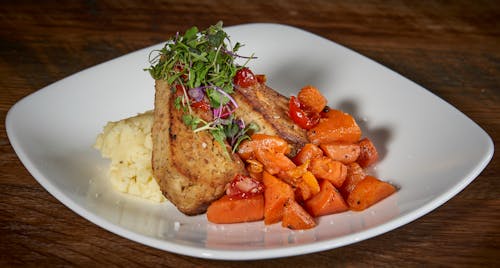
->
174, 96, 182, 110
206, 115, 260, 156
182, 114, 205, 130
145, 22, 258, 154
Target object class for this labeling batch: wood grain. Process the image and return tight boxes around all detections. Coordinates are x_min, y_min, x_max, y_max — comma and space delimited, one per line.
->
1, 0, 498, 266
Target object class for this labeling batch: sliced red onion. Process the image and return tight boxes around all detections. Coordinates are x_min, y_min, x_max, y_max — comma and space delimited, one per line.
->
235, 177, 257, 192
235, 118, 245, 129
226, 185, 238, 196
213, 106, 222, 118
226, 175, 264, 198
188, 87, 205, 102
213, 86, 238, 109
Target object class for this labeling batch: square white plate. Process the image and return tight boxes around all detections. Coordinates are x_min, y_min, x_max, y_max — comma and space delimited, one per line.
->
6, 23, 493, 260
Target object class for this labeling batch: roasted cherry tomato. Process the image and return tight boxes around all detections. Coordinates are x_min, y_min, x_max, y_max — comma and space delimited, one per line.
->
190, 100, 211, 111
234, 67, 257, 87
215, 104, 235, 119
289, 96, 320, 129
173, 63, 188, 81
226, 174, 264, 199
173, 84, 186, 97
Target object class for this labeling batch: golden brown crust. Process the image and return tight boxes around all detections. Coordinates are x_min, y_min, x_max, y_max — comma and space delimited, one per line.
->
152, 80, 307, 215
152, 80, 247, 215
233, 82, 308, 156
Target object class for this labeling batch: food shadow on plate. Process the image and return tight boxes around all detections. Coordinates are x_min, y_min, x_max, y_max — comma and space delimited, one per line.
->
264, 58, 332, 95
337, 99, 392, 166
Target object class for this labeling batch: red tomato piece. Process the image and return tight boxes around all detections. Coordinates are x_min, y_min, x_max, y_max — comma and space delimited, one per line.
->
234, 67, 257, 87
174, 84, 185, 96
288, 96, 320, 129
190, 100, 210, 111
226, 174, 264, 199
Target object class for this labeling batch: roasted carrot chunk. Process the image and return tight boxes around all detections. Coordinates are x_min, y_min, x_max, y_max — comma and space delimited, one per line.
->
246, 159, 264, 180
251, 134, 290, 154
347, 176, 396, 211
238, 134, 295, 175
297, 85, 327, 113
278, 160, 309, 186
255, 149, 296, 175
357, 138, 379, 167
320, 142, 361, 164
307, 109, 362, 144
282, 199, 316, 230
207, 194, 264, 224
296, 180, 313, 201
236, 140, 255, 161
305, 180, 349, 217
310, 156, 347, 188
292, 143, 324, 165
287, 170, 319, 202
339, 162, 366, 199
263, 171, 294, 225
237, 134, 290, 160
302, 171, 320, 196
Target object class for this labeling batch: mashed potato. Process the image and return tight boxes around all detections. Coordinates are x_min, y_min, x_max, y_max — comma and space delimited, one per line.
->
94, 111, 165, 202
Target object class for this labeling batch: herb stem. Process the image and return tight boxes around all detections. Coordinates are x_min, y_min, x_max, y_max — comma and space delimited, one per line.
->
145, 22, 257, 154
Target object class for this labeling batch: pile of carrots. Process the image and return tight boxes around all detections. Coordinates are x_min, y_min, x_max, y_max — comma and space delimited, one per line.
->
207, 86, 396, 229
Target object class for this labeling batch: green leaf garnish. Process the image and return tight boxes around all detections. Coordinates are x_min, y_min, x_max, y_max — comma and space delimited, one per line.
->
174, 96, 182, 110
146, 21, 240, 94
210, 127, 229, 157
146, 22, 258, 155
182, 114, 203, 130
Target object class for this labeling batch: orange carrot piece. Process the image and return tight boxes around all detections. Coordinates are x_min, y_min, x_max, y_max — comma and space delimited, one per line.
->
307, 109, 362, 144
236, 140, 255, 161
339, 162, 366, 199
302, 171, 320, 196
282, 199, 316, 230
263, 172, 294, 225
207, 194, 264, 224
310, 156, 347, 188
347, 176, 396, 211
256, 149, 296, 175
320, 142, 361, 164
246, 159, 264, 180
357, 138, 379, 167
296, 180, 313, 201
292, 143, 324, 165
278, 160, 309, 186
251, 134, 290, 154
305, 180, 349, 217
297, 85, 327, 113
237, 134, 290, 160
248, 170, 262, 180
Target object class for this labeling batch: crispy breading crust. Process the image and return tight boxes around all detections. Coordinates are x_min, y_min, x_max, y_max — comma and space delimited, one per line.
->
233, 83, 308, 157
152, 80, 307, 215
151, 79, 247, 215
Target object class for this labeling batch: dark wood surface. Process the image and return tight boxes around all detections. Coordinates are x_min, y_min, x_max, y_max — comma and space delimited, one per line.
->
1, 0, 498, 266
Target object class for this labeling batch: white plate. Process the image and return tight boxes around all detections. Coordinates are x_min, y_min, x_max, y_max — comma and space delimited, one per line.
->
6, 23, 494, 260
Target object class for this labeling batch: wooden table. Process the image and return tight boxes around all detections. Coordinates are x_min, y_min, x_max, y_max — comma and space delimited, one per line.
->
1, 1, 498, 266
